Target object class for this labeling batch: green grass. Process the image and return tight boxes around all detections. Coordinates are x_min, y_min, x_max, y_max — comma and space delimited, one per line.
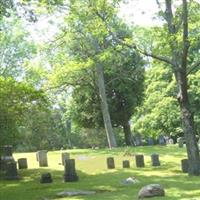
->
0, 145, 200, 200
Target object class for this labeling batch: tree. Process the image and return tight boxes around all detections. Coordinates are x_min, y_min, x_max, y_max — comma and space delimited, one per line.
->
0, 77, 47, 147
127, 0, 200, 175
49, 0, 132, 148
132, 63, 181, 138
67, 45, 144, 146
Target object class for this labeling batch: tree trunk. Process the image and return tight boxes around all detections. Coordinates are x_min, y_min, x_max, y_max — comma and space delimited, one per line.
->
176, 70, 200, 175
95, 63, 117, 148
123, 121, 133, 146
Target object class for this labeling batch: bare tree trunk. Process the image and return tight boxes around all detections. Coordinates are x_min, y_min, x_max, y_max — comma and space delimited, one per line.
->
95, 63, 117, 148
123, 121, 133, 146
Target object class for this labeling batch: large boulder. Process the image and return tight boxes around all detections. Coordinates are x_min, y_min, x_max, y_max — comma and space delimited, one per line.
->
138, 184, 165, 199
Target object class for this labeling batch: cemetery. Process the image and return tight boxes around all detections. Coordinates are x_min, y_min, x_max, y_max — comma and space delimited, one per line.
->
1, 0, 200, 200
1, 144, 200, 200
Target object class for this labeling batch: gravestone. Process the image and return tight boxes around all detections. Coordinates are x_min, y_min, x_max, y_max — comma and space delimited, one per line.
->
135, 154, 145, 168
122, 160, 130, 168
36, 150, 48, 167
61, 152, 70, 165
146, 137, 154, 146
181, 159, 188, 173
151, 153, 160, 166
134, 134, 142, 146
64, 159, 79, 182
40, 173, 53, 183
168, 138, 174, 144
107, 157, 115, 169
158, 135, 166, 145
18, 158, 28, 169
5, 161, 19, 180
0, 145, 15, 171
178, 137, 184, 148
138, 184, 165, 199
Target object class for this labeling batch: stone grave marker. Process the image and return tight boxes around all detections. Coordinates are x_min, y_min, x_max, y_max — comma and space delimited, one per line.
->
181, 159, 188, 173
107, 157, 115, 169
178, 137, 184, 148
146, 137, 154, 146
64, 159, 79, 182
138, 184, 165, 199
0, 145, 15, 170
168, 138, 174, 144
5, 161, 19, 180
40, 173, 53, 183
135, 154, 145, 168
18, 158, 28, 169
134, 134, 142, 146
151, 153, 160, 166
122, 160, 130, 168
36, 150, 48, 167
158, 135, 166, 145
61, 152, 70, 165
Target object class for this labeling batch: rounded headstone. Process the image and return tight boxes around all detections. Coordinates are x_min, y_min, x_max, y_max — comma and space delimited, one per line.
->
135, 154, 145, 168
40, 173, 53, 183
107, 157, 115, 169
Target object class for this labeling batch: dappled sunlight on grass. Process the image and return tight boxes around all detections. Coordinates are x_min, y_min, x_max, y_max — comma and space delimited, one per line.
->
1, 146, 200, 200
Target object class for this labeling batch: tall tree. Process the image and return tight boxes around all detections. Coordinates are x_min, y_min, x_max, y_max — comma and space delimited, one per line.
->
129, 0, 200, 175
49, 0, 130, 148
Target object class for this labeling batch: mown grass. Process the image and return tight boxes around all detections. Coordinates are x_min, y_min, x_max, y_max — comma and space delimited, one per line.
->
0, 145, 200, 200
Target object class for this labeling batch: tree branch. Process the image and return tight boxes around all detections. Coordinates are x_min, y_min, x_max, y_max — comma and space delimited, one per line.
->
182, 0, 189, 70
187, 60, 200, 75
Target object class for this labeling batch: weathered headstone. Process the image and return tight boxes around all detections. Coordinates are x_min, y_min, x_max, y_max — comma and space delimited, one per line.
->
0, 145, 15, 171
178, 137, 184, 148
36, 150, 48, 167
151, 153, 160, 166
107, 157, 115, 169
18, 158, 28, 169
135, 154, 145, 168
40, 173, 53, 183
168, 138, 174, 144
146, 137, 154, 146
158, 135, 166, 145
5, 161, 19, 180
138, 184, 165, 199
61, 152, 70, 165
64, 159, 79, 182
122, 160, 130, 168
134, 134, 142, 146
181, 159, 188, 173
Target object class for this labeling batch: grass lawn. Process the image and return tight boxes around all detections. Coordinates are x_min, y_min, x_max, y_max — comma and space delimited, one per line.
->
0, 145, 200, 200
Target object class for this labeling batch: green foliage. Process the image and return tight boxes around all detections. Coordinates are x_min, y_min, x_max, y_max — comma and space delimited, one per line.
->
0, 77, 47, 147
0, 15, 37, 78
132, 64, 181, 137
48, 0, 144, 146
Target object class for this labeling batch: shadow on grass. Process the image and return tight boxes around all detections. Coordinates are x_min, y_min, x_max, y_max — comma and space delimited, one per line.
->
1, 166, 200, 200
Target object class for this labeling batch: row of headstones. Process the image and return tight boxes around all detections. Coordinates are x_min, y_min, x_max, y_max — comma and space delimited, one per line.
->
36, 151, 70, 167
133, 134, 184, 147
107, 154, 160, 169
